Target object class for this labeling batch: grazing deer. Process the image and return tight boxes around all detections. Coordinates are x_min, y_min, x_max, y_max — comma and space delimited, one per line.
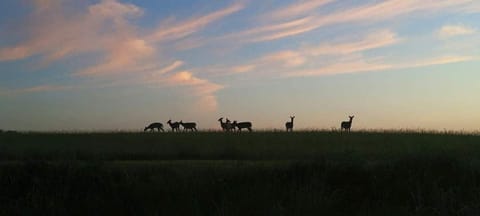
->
285, 116, 295, 132
144, 122, 164, 132
341, 116, 355, 132
232, 121, 252, 132
167, 120, 180, 132
180, 121, 197, 132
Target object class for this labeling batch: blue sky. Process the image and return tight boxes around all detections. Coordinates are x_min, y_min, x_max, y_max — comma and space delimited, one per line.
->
0, 0, 479, 131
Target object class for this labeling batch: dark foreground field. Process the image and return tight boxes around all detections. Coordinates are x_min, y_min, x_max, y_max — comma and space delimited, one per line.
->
1, 131, 480, 215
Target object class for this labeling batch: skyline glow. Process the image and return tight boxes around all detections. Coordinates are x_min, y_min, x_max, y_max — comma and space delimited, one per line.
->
0, 0, 479, 131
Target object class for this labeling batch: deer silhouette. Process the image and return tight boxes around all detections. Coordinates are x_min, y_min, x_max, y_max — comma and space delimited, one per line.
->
232, 121, 252, 132
180, 121, 197, 132
226, 118, 235, 132
218, 117, 229, 131
285, 116, 295, 132
167, 120, 180, 132
218, 117, 235, 132
144, 122, 164, 132
341, 116, 355, 132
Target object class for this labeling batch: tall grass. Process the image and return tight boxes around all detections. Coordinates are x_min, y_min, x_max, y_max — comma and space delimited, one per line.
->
1, 131, 480, 215
1, 131, 480, 162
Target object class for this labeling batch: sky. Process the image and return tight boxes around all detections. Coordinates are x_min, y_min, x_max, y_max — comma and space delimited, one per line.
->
0, 0, 479, 131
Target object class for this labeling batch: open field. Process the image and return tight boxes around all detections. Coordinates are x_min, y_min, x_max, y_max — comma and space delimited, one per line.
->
1, 131, 480, 215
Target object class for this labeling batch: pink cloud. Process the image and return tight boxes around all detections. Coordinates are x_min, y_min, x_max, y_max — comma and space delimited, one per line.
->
157, 61, 185, 75
285, 57, 391, 77
268, 0, 334, 20
232, 0, 477, 42
152, 71, 224, 111
0, 0, 239, 111
261, 51, 306, 67
76, 38, 155, 76
147, 3, 244, 42
0, 0, 145, 67
437, 25, 476, 38
215, 29, 400, 76
398, 56, 475, 69
304, 30, 400, 56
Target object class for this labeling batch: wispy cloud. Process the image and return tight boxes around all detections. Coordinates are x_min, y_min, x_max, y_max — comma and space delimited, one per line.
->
285, 56, 391, 77
157, 61, 185, 75
76, 38, 155, 76
399, 55, 475, 69
0, 85, 74, 96
232, 0, 477, 43
213, 29, 400, 76
231, 64, 256, 73
438, 24, 476, 38
304, 30, 400, 56
147, 3, 244, 42
286, 55, 476, 78
210, 27, 477, 79
268, 0, 334, 20
261, 51, 306, 67
151, 71, 224, 111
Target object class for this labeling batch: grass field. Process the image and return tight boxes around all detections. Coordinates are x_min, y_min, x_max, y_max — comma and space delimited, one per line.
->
1, 131, 480, 215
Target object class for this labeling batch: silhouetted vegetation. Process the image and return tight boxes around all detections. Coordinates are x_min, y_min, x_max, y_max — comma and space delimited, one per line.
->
1, 131, 480, 215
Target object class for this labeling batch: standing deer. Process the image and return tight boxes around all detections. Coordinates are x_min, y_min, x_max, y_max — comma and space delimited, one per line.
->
167, 120, 180, 132
180, 121, 197, 132
218, 117, 229, 131
341, 116, 355, 132
144, 122, 164, 132
226, 118, 235, 132
218, 117, 234, 132
285, 116, 295, 132
232, 121, 252, 132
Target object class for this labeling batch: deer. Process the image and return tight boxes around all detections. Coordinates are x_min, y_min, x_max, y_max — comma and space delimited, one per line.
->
285, 116, 295, 132
226, 118, 235, 132
144, 122, 164, 132
232, 121, 252, 132
341, 116, 355, 132
180, 121, 197, 132
218, 117, 231, 132
167, 120, 180, 132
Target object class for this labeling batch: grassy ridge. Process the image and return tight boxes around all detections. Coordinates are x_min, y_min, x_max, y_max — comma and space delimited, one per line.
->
2, 131, 480, 215
1, 131, 480, 161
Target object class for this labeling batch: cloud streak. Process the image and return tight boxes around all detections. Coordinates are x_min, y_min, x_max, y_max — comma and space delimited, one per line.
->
230, 0, 478, 43
268, 0, 334, 20
214, 29, 401, 76
147, 3, 244, 42
438, 24, 476, 38
151, 71, 224, 111
0, 85, 74, 96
